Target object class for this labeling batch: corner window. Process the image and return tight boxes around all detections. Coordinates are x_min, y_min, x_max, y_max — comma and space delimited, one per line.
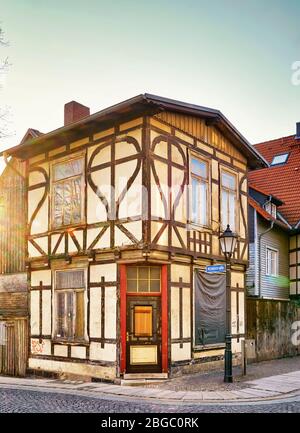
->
190, 157, 209, 226
52, 157, 84, 228
266, 248, 278, 276
221, 170, 237, 231
270, 153, 289, 166
265, 202, 277, 219
55, 269, 86, 340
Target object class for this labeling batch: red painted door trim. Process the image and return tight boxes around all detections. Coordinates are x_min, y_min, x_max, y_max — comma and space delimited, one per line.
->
120, 264, 127, 374
120, 264, 168, 374
161, 264, 168, 373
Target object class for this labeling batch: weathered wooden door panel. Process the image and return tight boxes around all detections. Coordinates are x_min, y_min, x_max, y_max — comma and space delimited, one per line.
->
126, 297, 162, 373
0, 319, 28, 377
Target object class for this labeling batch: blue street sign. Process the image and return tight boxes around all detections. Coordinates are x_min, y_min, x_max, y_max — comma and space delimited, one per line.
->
205, 264, 226, 273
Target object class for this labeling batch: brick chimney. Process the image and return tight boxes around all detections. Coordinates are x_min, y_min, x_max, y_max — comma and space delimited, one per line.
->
296, 122, 300, 140
64, 101, 90, 126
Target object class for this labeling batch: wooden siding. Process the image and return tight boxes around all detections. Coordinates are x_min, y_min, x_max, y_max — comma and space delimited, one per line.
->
0, 158, 26, 274
155, 111, 247, 163
0, 319, 28, 376
247, 243, 256, 296
258, 218, 289, 299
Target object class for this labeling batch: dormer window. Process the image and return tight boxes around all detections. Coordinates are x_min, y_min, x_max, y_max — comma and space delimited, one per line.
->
270, 153, 289, 166
265, 202, 277, 219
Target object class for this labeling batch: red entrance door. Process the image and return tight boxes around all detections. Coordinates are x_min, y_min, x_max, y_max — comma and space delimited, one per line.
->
120, 264, 168, 374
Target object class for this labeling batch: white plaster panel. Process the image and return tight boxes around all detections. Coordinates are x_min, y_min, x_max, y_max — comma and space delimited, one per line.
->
182, 287, 191, 338
42, 290, 52, 335
89, 342, 116, 362
171, 342, 191, 362
171, 287, 179, 339
31, 270, 52, 286
105, 287, 117, 339
90, 263, 117, 282
30, 291, 40, 335
54, 345, 68, 357
71, 346, 86, 359
90, 287, 101, 338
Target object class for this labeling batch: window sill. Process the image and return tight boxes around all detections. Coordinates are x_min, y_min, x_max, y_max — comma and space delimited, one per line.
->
193, 343, 225, 352
52, 338, 89, 346
187, 222, 212, 232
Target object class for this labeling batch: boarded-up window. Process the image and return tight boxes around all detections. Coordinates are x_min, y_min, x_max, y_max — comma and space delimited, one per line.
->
134, 306, 153, 337
52, 158, 84, 228
194, 270, 226, 346
55, 269, 85, 340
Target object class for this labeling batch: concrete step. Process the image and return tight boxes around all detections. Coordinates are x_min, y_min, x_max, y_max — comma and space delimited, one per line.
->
122, 372, 168, 386
123, 373, 168, 380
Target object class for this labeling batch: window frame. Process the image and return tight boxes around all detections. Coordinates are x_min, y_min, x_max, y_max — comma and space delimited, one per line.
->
50, 152, 86, 230
270, 153, 289, 166
266, 247, 278, 277
126, 266, 161, 294
52, 267, 88, 343
264, 202, 277, 219
220, 167, 238, 233
189, 153, 211, 228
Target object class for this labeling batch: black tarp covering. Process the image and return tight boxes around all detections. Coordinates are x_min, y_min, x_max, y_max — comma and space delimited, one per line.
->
194, 270, 226, 346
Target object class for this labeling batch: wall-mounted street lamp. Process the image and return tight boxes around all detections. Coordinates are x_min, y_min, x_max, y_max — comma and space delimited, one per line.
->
219, 224, 238, 383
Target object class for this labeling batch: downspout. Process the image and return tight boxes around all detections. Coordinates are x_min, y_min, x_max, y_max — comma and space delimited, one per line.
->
258, 220, 274, 298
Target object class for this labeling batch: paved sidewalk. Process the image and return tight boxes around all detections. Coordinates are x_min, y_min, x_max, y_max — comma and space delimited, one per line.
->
1, 370, 300, 403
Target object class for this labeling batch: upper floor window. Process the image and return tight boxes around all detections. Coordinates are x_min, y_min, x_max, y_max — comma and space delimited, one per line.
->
55, 269, 86, 341
266, 247, 278, 276
127, 266, 161, 293
270, 153, 289, 166
265, 202, 277, 219
52, 157, 84, 228
190, 157, 209, 226
221, 170, 237, 231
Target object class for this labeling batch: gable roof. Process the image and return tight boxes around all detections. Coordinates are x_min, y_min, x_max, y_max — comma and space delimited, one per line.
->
249, 133, 300, 227
20, 128, 44, 144
1, 94, 267, 169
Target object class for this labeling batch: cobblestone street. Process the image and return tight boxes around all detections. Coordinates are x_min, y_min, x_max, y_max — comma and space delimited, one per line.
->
1, 386, 300, 413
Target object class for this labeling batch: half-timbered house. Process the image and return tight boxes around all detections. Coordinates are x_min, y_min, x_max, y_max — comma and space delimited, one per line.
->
2, 95, 266, 381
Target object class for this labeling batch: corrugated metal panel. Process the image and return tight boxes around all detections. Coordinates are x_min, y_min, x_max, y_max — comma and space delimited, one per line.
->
155, 111, 246, 161
0, 292, 28, 317
258, 218, 289, 300
0, 158, 26, 274
0, 319, 28, 376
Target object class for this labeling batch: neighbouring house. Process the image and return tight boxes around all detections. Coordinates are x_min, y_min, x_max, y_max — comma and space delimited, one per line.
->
2, 94, 266, 381
247, 123, 300, 361
0, 157, 27, 375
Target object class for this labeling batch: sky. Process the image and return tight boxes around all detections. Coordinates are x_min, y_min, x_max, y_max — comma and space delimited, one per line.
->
0, 0, 300, 154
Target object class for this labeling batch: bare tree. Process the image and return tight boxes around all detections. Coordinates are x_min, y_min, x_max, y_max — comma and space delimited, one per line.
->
0, 25, 10, 139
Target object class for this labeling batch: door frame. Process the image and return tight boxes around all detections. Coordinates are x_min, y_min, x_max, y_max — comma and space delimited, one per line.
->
120, 264, 168, 374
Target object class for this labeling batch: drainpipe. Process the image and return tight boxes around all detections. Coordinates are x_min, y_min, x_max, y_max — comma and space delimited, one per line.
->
258, 220, 274, 298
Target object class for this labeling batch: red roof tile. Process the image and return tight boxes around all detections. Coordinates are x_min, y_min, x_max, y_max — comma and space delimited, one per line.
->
249, 134, 300, 226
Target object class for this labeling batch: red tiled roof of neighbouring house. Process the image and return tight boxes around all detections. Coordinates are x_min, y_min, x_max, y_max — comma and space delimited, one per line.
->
249, 183, 284, 205
248, 134, 300, 227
